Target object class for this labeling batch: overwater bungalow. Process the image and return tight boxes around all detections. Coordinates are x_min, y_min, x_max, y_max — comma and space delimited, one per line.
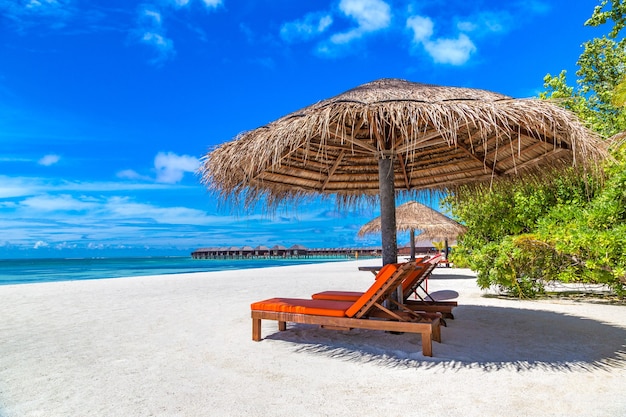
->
254, 245, 270, 257
289, 244, 308, 257
270, 245, 288, 257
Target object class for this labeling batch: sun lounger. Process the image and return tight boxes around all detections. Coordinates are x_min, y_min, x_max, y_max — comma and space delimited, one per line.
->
312, 255, 457, 319
403, 255, 458, 318
251, 262, 441, 357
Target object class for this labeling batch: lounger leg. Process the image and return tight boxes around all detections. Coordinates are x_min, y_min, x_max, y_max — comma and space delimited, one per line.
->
432, 320, 441, 343
252, 318, 262, 341
278, 321, 287, 331
421, 332, 433, 357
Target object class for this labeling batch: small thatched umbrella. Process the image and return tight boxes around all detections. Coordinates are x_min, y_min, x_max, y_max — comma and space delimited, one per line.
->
358, 201, 467, 260
200, 78, 605, 265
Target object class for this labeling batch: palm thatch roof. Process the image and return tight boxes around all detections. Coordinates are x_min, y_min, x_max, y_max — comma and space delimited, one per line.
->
608, 131, 626, 149
200, 78, 606, 207
358, 201, 467, 239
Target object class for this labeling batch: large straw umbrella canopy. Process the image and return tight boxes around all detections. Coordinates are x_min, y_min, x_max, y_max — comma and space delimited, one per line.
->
200, 78, 605, 265
358, 201, 467, 260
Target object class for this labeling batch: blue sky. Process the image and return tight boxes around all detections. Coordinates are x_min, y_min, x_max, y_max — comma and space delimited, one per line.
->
0, 0, 605, 258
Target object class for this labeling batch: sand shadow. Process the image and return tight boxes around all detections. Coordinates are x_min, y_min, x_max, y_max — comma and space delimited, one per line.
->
264, 305, 626, 372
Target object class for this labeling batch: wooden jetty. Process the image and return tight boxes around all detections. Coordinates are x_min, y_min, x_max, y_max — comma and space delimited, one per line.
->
190, 244, 382, 260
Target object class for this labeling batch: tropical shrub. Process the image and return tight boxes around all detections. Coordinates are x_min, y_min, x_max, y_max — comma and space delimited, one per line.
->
447, 1, 626, 298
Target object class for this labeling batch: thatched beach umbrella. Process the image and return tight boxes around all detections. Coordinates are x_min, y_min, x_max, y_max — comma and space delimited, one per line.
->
200, 78, 605, 265
358, 201, 467, 260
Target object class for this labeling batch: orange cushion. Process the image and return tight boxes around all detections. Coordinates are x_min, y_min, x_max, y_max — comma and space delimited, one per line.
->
401, 265, 427, 293
345, 263, 399, 317
314, 263, 427, 303
250, 298, 353, 317
373, 263, 398, 280
311, 291, 361, 302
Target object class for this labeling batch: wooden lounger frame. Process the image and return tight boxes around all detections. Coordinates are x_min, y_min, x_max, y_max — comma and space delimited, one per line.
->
404, 262, 458, 319
404, 300, 457, 318
250, 262, 441, 357
251, 310, 440, 357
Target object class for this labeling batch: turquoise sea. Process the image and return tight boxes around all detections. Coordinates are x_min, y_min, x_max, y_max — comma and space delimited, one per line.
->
0, 256, 353, 286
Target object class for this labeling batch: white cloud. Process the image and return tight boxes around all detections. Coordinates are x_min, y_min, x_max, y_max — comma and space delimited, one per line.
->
331, 0, 391, 44
117, 151, 200, 184
136, 7, 175, 64
406, 15, 433, 43
456, 21, 476, 32
143, 8, 162, 25
104, 197, 218, 225
281, 0, 391, 56
1, 172, 343, 251
26, 0, 59, 9
406, 9, 516, 66
339, 0, 391, 32
2, 0, 74, 30
21, 194, 96, 212
328, 30, 358, 45
1, 190, 227, 248
0, 175, 181, 200
0, 180, 375, 252
23, 0, 69, 15
0, 156, 31, 162
280, 12, 333, 43
133, 1, 221, 64
406, 15, 476, 66
0, 176, 43, 198
200, 0, 222, 8
38, 154, 61, 166
54, 241, 78, 250
154, 152, 200, 184
423, 33, 476, 65
142, 31, 174, 56
116, 169, 152, 182
169, 0, 191, 7
456, 11, 512, 36
4, 0, 220, 64
278, 2, 544, 62
166, 0, 222, 9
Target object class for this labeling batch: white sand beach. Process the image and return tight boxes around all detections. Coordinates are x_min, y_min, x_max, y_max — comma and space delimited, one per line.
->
1, 261, 625, 417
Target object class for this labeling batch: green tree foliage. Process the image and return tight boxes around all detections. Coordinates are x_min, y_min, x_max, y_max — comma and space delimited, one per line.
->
613, 78, 626, 107
586, 0, 626, 37
541, 1, 626, 136
447, 1, 626, 297
444, 171, 616, 297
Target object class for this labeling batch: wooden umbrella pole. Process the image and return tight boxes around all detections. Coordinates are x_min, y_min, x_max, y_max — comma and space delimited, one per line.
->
410, 229, 416, 261
378, 157, 397, 266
